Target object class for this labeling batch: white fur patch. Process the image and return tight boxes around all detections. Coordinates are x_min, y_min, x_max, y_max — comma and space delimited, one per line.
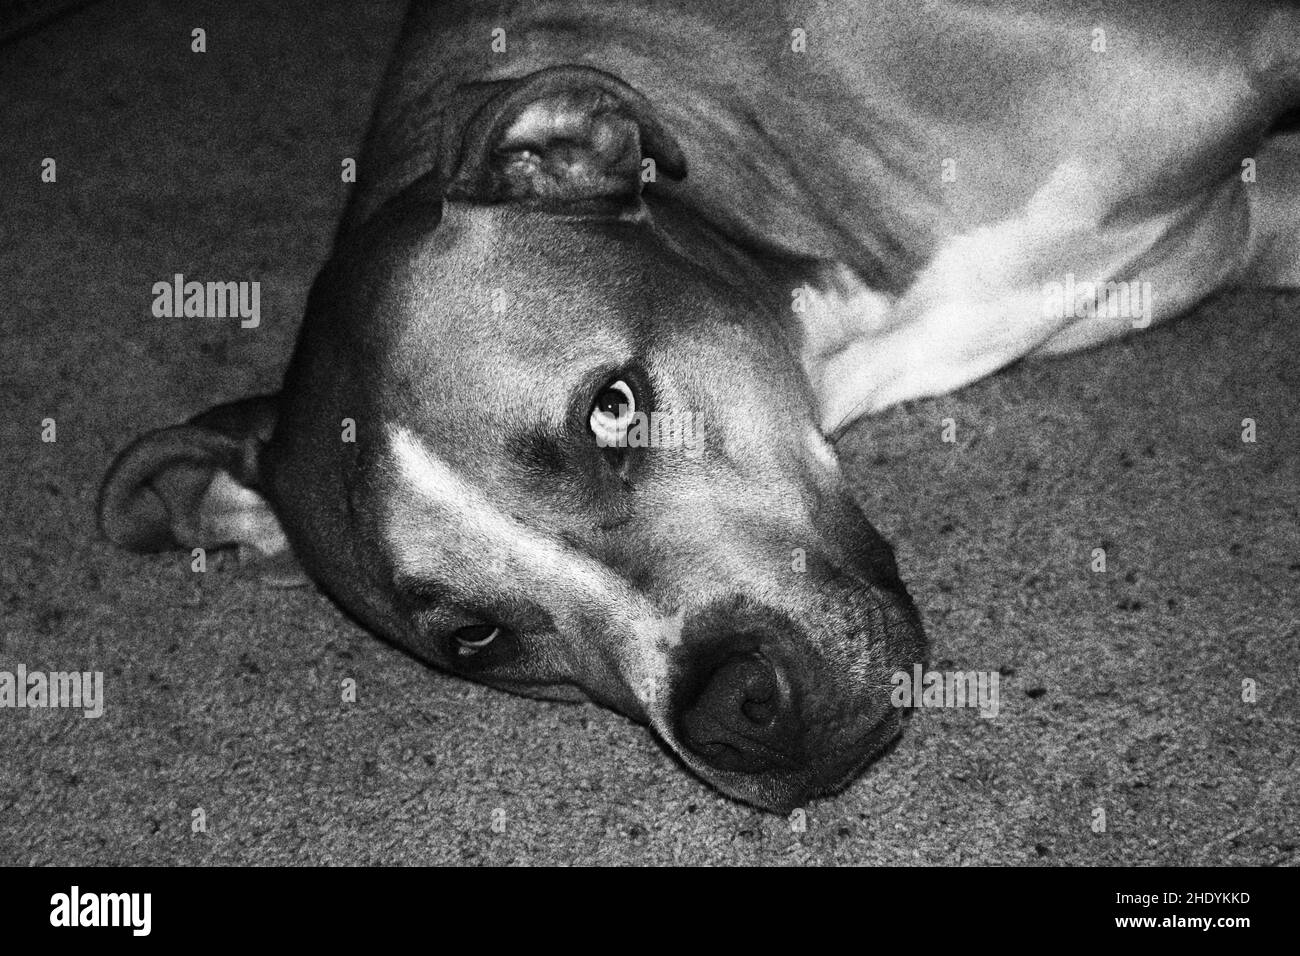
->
803, 158, 1255, 434
385, 425, 683, 711
804, 426, 841, 473
388, 424, 607, 594
198, 471, 288, 558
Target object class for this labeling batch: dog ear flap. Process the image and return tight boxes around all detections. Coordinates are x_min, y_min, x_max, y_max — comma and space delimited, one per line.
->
440, 65, 686, 208
98, 394, 301, 579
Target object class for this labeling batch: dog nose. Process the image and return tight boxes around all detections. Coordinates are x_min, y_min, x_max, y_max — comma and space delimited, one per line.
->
675, 651, 803, 773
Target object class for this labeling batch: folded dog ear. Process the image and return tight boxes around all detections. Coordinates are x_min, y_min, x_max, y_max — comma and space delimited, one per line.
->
441, 65, 687, 207
98, 394, 297, 574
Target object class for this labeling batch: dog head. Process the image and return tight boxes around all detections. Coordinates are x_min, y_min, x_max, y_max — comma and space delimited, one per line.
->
100, 67, 925, 812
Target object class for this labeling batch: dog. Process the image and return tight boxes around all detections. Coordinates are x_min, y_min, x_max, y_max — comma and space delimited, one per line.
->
98, 0, 1300, 812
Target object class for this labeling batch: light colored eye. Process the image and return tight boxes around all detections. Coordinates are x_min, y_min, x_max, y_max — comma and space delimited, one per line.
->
589, 379, 636, 446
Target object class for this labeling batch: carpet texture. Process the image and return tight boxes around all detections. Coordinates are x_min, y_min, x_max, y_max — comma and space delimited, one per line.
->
1, 0, 1297, 866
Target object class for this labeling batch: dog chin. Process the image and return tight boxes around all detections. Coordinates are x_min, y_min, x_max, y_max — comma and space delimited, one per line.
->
670, 708, 906, 814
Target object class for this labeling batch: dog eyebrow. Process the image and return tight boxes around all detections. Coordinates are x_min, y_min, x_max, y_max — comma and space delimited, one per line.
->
392, 571, 556, 631
390, 573, 455, 606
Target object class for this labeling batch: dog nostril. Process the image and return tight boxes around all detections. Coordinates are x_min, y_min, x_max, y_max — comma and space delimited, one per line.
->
676, 651, 802, 773
703, 653, 780, 719
741, 697, 777, 724
737, 662, 780, 725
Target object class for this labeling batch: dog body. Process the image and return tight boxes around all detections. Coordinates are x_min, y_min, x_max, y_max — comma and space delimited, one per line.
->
100, 0, 1300, 811
352, 0, 1300, 429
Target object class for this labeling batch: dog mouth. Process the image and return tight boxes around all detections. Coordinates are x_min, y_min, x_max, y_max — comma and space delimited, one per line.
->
653, 705, 906, 814
817, 708, 906, 795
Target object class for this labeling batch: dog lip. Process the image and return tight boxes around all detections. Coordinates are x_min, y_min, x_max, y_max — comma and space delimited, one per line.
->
817, 709, 904, 795
740, 711, 901, 813
656, 701, 903, 813
685, 721, 804, 773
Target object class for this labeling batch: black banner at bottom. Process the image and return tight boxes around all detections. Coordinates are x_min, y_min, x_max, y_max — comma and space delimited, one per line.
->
0, 865, 1287, 942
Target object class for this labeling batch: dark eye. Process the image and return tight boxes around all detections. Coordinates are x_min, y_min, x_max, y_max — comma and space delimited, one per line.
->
453, 624, 500, 652
448, 624, 516, 670
589, 379, 636, 447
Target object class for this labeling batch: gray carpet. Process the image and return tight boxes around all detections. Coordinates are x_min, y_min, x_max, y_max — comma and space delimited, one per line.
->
1, 0, 1297, 865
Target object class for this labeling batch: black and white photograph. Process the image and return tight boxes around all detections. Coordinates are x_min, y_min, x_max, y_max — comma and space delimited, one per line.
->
0, 0, 1296, 916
